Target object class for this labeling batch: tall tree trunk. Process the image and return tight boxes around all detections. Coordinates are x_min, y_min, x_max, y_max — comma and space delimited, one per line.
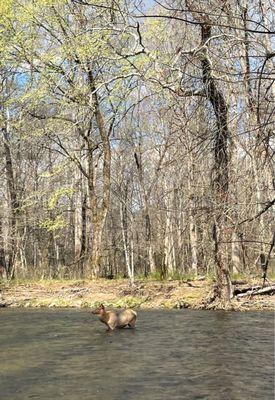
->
163, 182, 176, 276
74, 169, 87, 276
188, 154, 200, 276
164, 208, 176, 276
0, 217, 7, 279
200, 23, 233, 302
145, 209, 156, 275
89, 215, 106, 277
134, 151, 156, 275
86, 68, 111, 277
184, 3, 233, 301
2, 125, 19, 279
120, 202, 134, 284
189, 215, 199, 276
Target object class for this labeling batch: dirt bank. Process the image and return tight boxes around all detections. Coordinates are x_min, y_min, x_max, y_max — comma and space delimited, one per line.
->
0, 278, 274, 311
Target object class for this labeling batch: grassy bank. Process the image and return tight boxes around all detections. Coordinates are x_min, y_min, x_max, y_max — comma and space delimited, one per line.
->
1, 276, 274, 311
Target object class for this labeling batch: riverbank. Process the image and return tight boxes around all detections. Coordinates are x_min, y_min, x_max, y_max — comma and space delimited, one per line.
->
1, 277, 274, 311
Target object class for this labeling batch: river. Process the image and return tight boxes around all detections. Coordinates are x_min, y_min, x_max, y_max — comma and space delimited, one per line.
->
0, 309, 274, 399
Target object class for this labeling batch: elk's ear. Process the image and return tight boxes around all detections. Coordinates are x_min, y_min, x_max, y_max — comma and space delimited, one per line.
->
100, 304, 105, 309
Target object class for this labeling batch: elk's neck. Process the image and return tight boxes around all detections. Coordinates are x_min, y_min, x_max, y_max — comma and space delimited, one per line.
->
99, 311, 109, 323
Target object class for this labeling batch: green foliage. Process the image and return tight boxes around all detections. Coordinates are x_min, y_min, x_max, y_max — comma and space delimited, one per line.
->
0, 0, 15, 65
40, 163, 69, 178
146, 271, 165, 281
40, 215, 66, 232
168, 272, 198, 281
83, 296, 146, 309
48, 188, 74, 210
39, 187, 73, 232
0, 0, 13, 25
114, 296, 145, 308
142, 271, 199, 282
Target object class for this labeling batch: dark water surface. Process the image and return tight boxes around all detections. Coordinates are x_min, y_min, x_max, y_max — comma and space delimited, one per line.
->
0, 309, 274, 400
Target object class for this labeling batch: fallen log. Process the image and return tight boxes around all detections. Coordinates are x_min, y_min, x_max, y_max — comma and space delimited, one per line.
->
233, 285, 261, 295
236, 286, 275, 298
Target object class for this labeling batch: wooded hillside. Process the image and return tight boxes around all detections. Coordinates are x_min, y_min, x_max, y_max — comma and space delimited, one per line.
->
0, 0, 274, 302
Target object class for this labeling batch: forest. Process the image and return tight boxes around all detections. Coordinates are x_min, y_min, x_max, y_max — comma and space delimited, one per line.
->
0, 0, 274, 304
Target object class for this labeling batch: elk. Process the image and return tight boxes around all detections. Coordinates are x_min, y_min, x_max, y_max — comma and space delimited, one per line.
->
92, 303, 137, 330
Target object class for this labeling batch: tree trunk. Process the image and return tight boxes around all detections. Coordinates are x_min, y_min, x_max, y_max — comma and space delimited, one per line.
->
200, 23, 233, 302
89, 216, 106, 277
189, 215, 199, 276
0, 217, 7, 279
145, 209, 156, 275
74, 169, 87, 275
231, 231, 245, 274
163, 182, 176, 276
188, 154, 200, 276
184, 3, 233, 301
120, 202, 134, 284
2, 125, 19, 279
86, 67, 111, 277
134, 151, 156, 275
164, 206, 176, 276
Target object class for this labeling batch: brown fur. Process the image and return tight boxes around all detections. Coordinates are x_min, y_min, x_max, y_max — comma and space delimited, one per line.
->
92, 304, 137, 330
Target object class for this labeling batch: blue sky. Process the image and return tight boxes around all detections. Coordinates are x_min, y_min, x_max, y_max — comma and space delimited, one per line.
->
144, 0, 155, 11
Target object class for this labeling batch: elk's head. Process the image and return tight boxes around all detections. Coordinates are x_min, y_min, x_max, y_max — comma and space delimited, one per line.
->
92, 303, 105, 315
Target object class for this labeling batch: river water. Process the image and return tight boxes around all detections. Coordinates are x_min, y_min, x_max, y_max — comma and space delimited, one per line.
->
0, 309, 274, 400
